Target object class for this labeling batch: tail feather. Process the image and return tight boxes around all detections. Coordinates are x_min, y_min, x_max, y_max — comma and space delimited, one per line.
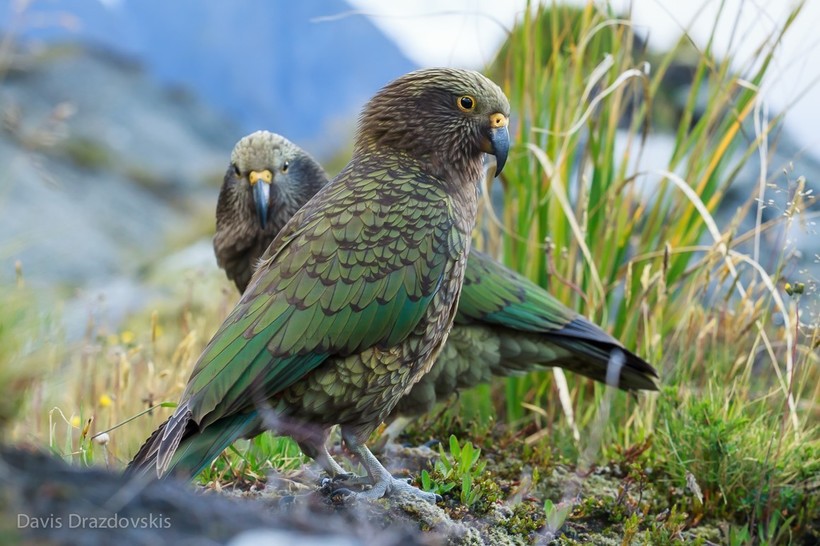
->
125, 411, 260, 481
545, 317, 658, 391
166, 412, 260, 479
157, 405, 194, 477
124, 417, 169, 478
492, 317, 659, 391
548, 342, 659, 391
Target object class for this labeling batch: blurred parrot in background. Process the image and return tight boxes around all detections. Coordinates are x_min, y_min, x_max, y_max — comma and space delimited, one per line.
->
127, 68, 512, 503
214, 130, 659, 440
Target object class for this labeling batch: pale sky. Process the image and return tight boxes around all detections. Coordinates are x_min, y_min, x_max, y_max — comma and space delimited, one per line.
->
346, 0, 820, 158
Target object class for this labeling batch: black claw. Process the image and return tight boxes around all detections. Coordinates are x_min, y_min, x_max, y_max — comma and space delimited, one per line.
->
329, 487, 356, 505
331, 472, 356, 483
422, 439, 440, 449
435, 494, 443, 503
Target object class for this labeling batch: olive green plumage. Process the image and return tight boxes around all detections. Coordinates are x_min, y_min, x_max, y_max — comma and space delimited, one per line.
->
392, 250, 658, 418
212, 131, 659, 422
128, 68, 511, 502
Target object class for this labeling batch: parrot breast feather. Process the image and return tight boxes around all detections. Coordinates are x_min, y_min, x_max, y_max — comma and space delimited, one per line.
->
181, 174, 458, 427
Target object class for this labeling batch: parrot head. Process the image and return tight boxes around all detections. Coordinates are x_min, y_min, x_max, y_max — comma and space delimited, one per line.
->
356, 67, 511, 180
227, 131, 328, 231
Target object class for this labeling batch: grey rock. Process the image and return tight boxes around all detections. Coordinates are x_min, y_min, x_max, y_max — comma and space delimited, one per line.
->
0, 44, 238, 335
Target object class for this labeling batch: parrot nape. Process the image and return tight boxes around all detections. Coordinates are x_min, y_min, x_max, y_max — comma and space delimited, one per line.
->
214, 130, 659, 430
127, 68, 512, 503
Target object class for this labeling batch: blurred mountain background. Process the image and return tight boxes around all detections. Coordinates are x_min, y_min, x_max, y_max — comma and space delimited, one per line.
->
0, 0, 817, 336
0, 0, 416, 153
0, 0, 416, 335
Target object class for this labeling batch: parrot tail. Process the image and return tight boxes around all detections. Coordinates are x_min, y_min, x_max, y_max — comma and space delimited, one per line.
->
547, 317, 659, 391
124, 416, 172, 478
125, 407, 259, 481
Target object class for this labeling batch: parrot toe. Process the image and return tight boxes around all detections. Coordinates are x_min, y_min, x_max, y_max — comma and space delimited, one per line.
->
356, 476, 440, 504
321, 473, 371, 491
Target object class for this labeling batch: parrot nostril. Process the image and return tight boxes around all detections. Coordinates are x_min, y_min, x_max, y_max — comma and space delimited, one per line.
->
489, 113, 508, 129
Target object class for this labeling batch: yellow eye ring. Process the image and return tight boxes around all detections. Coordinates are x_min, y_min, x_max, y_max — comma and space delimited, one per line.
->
457, 95, 476, 112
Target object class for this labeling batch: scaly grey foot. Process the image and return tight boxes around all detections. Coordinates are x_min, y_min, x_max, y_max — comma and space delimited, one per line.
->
341, 427, 440, 504
321, 472, 439, 503
356, 475, 440, 503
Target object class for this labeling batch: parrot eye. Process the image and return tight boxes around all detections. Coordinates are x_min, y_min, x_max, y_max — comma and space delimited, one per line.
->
232, 164, 241, 176
457, 95, 476, 112
281, 161, 289, 173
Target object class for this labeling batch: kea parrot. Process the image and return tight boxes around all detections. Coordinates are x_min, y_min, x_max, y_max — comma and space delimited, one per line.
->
214, 130, 659, 435
127, 68, 512, 503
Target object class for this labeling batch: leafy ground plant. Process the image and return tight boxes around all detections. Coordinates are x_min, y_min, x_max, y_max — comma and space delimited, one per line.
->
421, 434, 488, 507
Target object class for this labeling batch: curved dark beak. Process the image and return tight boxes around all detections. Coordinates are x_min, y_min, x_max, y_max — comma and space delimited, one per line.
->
249, 170, 272, 230
482, 113, 510, 177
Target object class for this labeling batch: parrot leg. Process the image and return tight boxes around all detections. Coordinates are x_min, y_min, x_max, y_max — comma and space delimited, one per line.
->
275, 419, 350, 479
341, 428, 439, 504
297, 439, 349, 478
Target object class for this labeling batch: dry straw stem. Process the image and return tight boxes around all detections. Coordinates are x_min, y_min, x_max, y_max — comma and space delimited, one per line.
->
655, 168, 799, 433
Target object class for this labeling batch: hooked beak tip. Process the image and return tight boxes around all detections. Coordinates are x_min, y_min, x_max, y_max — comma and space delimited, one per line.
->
488, 125, 510, 177
252, 181, 271, 230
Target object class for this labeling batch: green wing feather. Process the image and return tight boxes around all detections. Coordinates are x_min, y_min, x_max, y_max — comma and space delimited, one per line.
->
456, 250, 576, 332
181, 162, 458, 429
453, 250, 657, 391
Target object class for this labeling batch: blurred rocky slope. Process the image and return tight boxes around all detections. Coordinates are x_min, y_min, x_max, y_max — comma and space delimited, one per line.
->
0, 0, 418, 337
1, 44, 235, 282
0, 0, 416, 156
0, 43, 241, 335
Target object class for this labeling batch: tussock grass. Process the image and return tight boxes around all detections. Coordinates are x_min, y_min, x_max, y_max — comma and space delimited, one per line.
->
467, 1, 818, 541
9, 268, 234, 468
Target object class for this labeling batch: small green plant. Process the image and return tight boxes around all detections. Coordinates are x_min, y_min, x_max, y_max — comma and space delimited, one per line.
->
542, 498, 572, 536
727, 524, 753, 546
197, 434, 308, 486
725, 511, 795, 546
421, 434, 487, 506
419, 468, 455, 497
643, 505, 692, 545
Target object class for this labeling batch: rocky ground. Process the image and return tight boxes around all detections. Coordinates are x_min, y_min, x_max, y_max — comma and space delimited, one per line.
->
1, 437, 746, 546
1, 445, 429, 546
